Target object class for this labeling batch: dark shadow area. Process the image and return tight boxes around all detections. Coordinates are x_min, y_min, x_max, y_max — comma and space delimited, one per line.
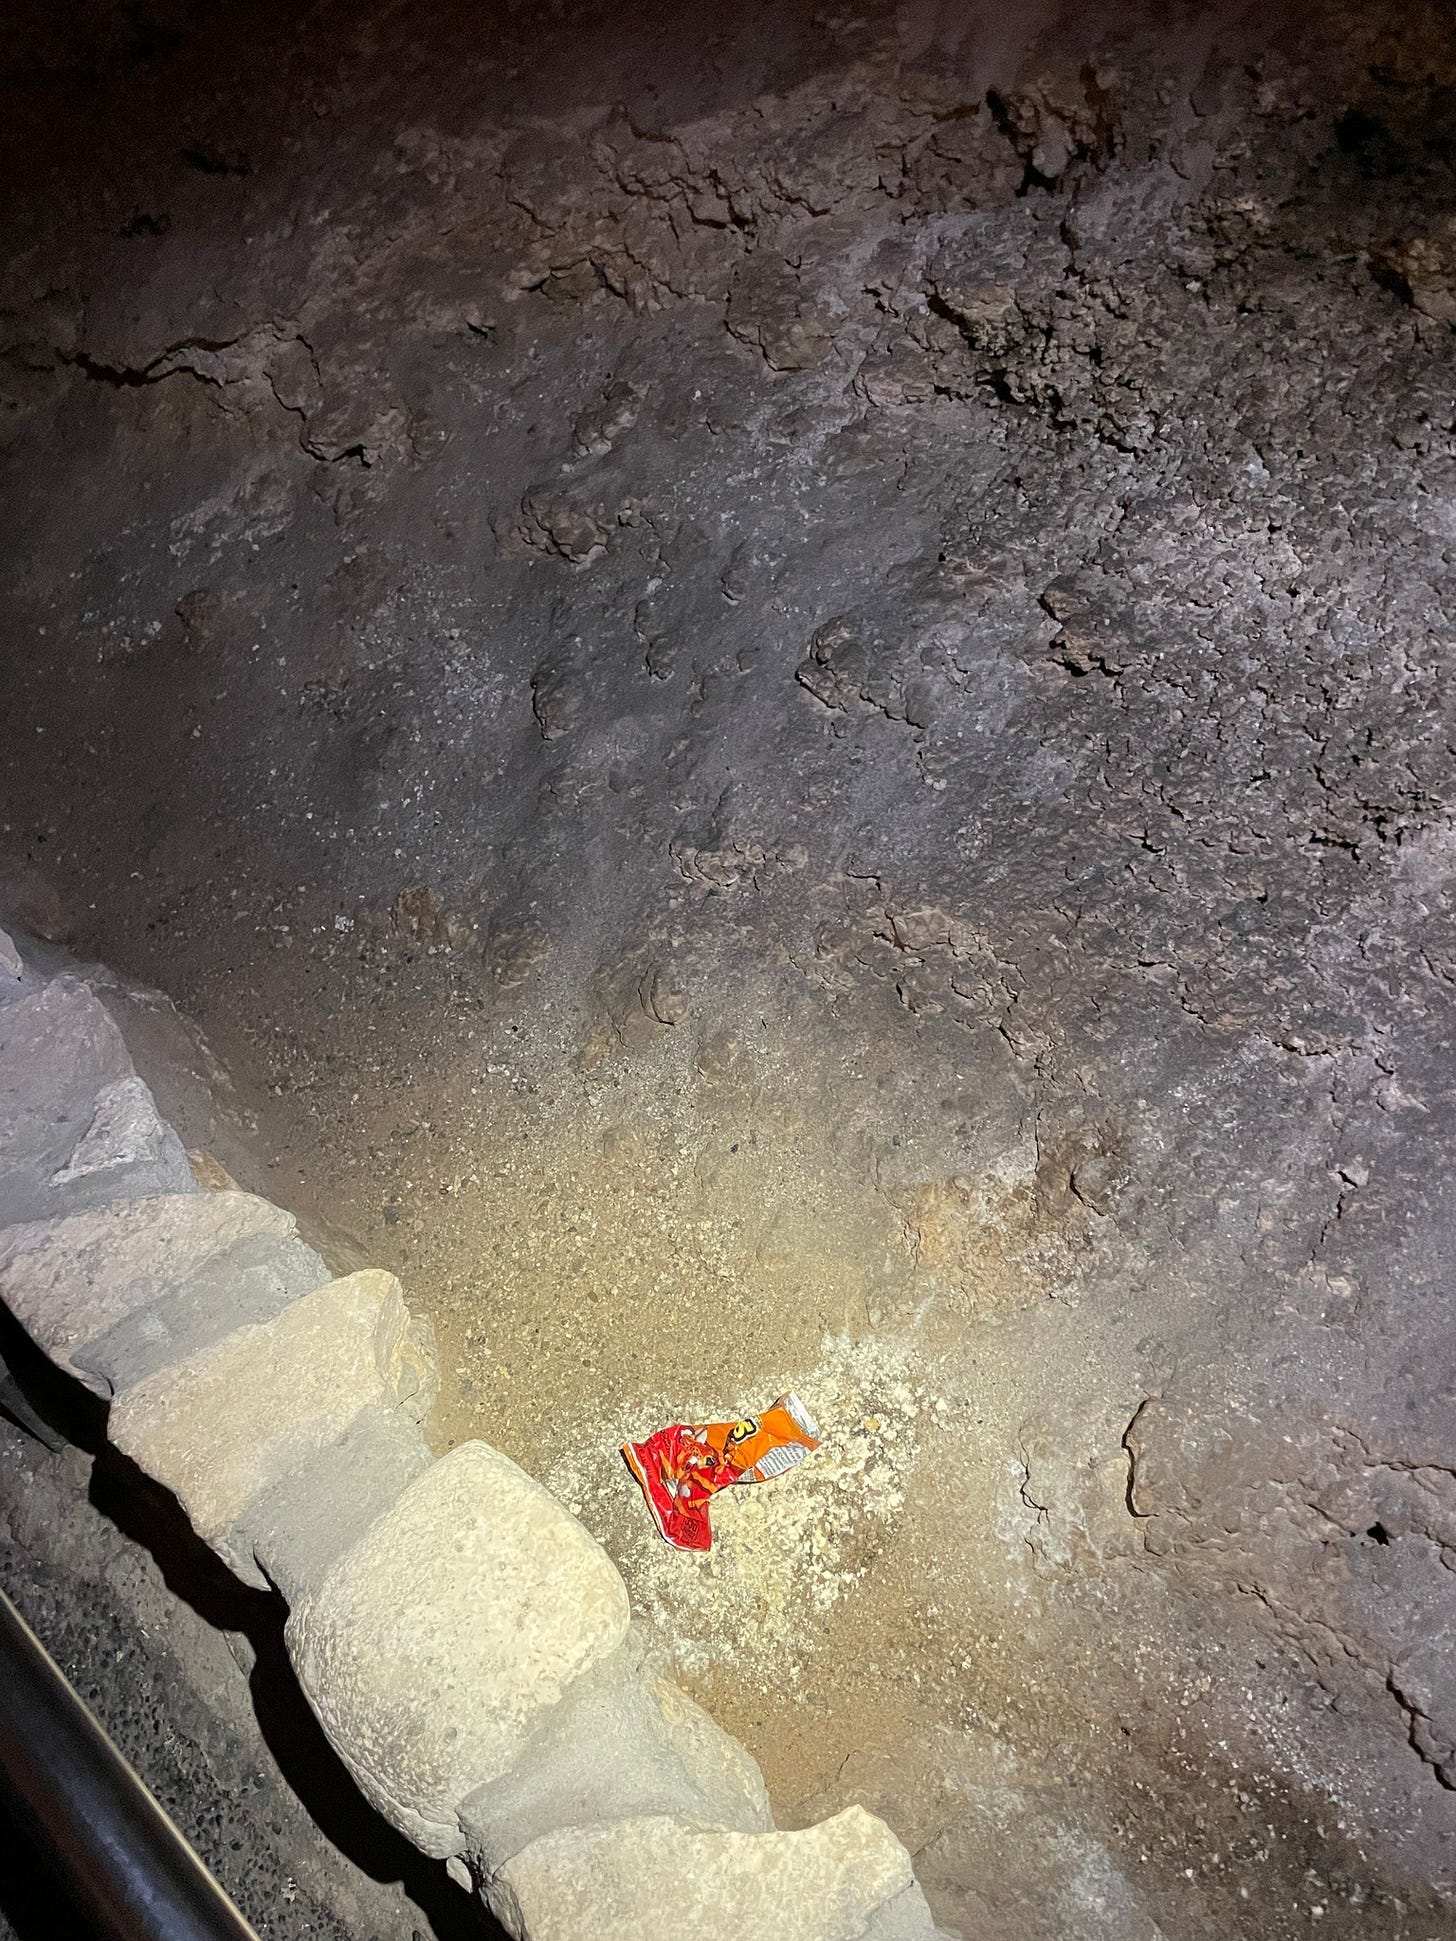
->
0, 1797, 101, 1941
0, 1300, 496, 1941
87, 1449, 499, 1941
0, 1302, 107, 1458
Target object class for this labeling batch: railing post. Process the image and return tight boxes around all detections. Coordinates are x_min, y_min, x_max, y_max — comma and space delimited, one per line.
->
0, 1588, 261, 1941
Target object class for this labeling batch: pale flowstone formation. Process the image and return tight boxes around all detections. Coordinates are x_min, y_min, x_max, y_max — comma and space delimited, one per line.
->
109, 1270, 437, 1588
0, 1191, 299, 1393
287, 1440, 632, 1858
0, 938, 942, 1937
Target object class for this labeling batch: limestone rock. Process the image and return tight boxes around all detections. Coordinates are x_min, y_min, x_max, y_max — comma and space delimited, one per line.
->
484, 1806, 920, 1941
72, 1230, 330, 1394
245, 1403, 435, 1604
50, 1076, 184, 1186
0, 927, 21, 981
286, 1440, 630, 1858
109, 1270, 437, 1588
860, 1885, 955, 1941
0, 1191, 298, 1394
461, 1630, 772, 1869
0, 980, 195, 1225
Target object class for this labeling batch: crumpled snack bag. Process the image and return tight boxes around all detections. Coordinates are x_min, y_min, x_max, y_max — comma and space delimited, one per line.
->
623, 1392, 821, 1551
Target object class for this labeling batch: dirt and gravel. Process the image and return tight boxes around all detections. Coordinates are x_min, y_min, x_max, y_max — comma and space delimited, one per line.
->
5, 2, 1456, 1935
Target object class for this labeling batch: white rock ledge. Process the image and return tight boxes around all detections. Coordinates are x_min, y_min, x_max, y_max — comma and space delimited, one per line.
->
287, 1440, 632, 1859
0, 1191, 297, 1393
485, 1806, 921, 1941
109, 1269, 437, 1588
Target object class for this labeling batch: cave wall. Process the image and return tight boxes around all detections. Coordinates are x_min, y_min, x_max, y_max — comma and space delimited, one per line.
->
4, 4, 1456, 1935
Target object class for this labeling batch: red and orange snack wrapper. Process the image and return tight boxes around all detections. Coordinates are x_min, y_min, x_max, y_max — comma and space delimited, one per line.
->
622, 1393, 821, 1552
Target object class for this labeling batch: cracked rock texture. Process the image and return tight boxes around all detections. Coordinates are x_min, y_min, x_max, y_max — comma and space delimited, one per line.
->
4, 1, 1456, 1935
0, 1191, 301, 1392
109, 1267, 438, 1588
288, 1440, 632, 1860
0, 980, 196, 1223
482, 1806, 923, 1941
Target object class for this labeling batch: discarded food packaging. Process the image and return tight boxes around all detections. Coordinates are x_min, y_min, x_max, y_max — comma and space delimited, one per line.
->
622, 1392, 821, 1551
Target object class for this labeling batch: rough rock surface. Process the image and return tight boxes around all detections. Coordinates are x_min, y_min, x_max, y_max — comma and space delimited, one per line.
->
71, 1228, 331, 1394
0, 1191, 299, 1393
460, 1629, 773, 1868
109, 1269, 437, 1587
288, 1440, 632, 1859
0, 981, 194, 1224
0, 928, 24, 983
0, 937, 919, 1934
5, 1, 1456, 1934
484, 1805, 921, 1941
245, 1400, 436, 1604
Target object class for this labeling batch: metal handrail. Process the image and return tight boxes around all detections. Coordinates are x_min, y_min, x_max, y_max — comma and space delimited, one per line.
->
0, 1585, 261, 1940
